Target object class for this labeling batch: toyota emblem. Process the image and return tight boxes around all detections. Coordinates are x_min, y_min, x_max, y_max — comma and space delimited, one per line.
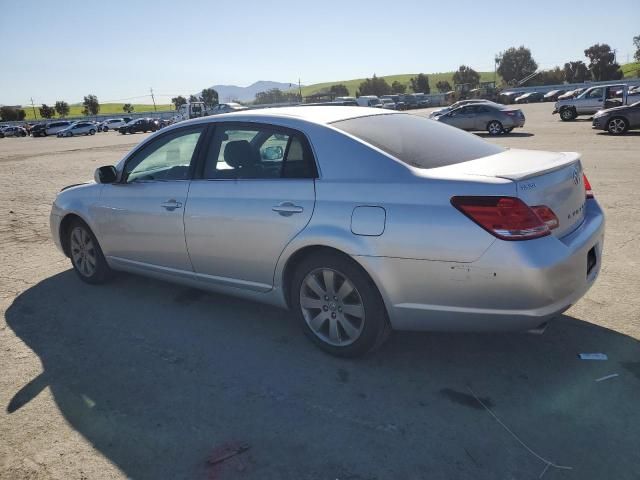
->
573, 167, 581, 185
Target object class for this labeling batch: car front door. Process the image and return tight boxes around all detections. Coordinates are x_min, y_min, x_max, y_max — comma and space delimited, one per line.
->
445, 106, 474, 130
578, 87, 604, 114
94, 125, 206, 271
184, 122, 317, 291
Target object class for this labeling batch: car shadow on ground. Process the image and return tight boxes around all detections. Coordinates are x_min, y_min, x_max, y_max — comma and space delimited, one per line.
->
6, 271, 640, 479
476, 132, 534, 138
595, 131, 640, 137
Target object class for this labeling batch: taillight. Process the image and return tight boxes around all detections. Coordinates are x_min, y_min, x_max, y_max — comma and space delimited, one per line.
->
530, 205, 559, 230
583, 174, 594, 199
451, 196, 555, 241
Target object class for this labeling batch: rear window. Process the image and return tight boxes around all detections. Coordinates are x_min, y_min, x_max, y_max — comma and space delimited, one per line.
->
331, 113, 504, 169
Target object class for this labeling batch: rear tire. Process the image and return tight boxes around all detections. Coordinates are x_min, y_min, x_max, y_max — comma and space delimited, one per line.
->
606, 117, 628, 135
560, 108, 576, 121
67, 219, 112, 284
103, 126, 109, 132
291, 251, 390, 357
502, 127, 513, 134
487, 120, 503, 135
89, 129, 96, 135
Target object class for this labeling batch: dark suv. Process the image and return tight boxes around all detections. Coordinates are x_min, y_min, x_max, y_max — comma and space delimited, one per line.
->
31, 123, 48, 137
119, 118, 158, 135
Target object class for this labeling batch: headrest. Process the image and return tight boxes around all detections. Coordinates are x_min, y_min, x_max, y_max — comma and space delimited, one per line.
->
224, 140, 260, 169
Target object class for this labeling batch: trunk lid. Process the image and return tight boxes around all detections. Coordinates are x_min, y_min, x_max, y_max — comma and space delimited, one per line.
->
427, 149, 587, 237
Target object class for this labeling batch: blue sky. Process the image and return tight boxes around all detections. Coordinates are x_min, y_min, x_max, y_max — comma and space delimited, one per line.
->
1, 0, 638, 106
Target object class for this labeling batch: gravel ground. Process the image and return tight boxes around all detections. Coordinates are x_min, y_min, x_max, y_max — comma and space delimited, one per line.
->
1, 104, 639, 480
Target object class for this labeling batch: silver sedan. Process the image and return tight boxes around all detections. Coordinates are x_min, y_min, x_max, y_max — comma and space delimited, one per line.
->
435, 104, 526, 134
50, 107, 604, 356
56, 122, 97, 137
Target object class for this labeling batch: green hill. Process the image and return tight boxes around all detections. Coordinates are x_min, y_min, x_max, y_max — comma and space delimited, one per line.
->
297, 71, 497, 97
622, 62, 640, 78
298, 61, 639, 97
22, 103, 174, 121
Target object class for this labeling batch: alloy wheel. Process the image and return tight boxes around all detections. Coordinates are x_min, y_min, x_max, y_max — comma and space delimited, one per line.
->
299, 268, 365, 347
488, 121, 502, 135
608, 118, 626, 134
70, 226, 97, 277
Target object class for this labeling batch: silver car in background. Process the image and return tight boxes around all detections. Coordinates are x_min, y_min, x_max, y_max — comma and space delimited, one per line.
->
435, 103, 526, 134
429, 99, 503, 119
50, 107, 603, 356
56, 121, 97, 137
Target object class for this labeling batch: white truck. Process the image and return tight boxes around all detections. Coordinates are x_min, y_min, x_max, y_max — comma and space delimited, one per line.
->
553, 83, 631, 121
175, 101, 209, 122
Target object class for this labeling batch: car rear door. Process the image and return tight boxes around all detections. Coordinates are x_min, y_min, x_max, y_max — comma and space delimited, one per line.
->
94, 125, 207, 271
184, 122, 317, 291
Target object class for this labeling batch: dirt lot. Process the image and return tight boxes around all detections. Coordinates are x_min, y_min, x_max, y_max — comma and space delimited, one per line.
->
1, 104, 639, 480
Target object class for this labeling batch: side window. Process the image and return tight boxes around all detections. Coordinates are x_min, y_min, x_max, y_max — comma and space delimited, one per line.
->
203, 124, 316, 180
124, 127, 204, 183
587, 88, 603, 99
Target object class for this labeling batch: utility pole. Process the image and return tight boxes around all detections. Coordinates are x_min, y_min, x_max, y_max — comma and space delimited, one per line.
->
30, 97, 37, 120
150, 87, 157, 112
298, 78, 302, 101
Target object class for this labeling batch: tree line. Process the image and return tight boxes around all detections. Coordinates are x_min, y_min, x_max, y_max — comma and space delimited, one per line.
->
171, 88, 219, 110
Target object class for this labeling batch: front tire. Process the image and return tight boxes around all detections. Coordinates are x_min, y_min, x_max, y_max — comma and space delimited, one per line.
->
89, 129, 96, 135
487, 120, 503, 135
560, 108, 577, 121
291, 252, 390, 357
502, 127, 513, 134
606, 117, 628, 135
103, 126, 109, 132
68, 220, 112, 284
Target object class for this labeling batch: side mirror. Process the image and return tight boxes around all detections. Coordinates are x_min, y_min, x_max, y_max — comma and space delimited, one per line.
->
95, 165, 117, 184
263, 145, 284, 161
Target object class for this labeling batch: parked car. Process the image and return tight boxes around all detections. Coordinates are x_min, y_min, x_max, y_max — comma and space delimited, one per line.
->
557, 88, 585, 101
45, 121, 73, 136
334, 96, 358, 104
31, 123, 48, 137
435, 104, 525, 134
356, 95, 382, 108
498, 91, 520, 104
118, 118, 158, 134
57, 122, 97, 137
209, 103, 248, 115
49, 106, 603, 357
515, 92, 544, 103
380, 95, 406, 110
412, 93, 430, 108
554, 84, 632, 121
429, 99, 503, 119
0, 126, 28, 137
400, 94, 419, 109
99, 118, 132, 132
543, 90, 566, 102
379, 98, 397, 110
592, 101, 640, 135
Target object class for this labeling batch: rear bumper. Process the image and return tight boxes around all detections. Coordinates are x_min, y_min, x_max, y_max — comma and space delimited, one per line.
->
357, 200, 605, 332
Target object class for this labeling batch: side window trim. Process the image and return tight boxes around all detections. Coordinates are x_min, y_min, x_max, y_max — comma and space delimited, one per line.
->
193, 121, 319, 181
120, 125, 207, 184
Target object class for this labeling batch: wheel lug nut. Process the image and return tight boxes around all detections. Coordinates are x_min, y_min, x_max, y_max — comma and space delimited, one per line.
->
331, 312, 337, 319
333, 296, 338, 301
323, 305, 328, 311
324, 295, 329, 301
338, 307, 342, 312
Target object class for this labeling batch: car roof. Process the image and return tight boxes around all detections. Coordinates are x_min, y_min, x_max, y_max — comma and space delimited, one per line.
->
198, 106, 390, 125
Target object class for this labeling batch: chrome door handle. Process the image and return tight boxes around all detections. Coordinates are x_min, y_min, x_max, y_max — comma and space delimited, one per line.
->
161, 199, 183, 210
272, 202, 303, 216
